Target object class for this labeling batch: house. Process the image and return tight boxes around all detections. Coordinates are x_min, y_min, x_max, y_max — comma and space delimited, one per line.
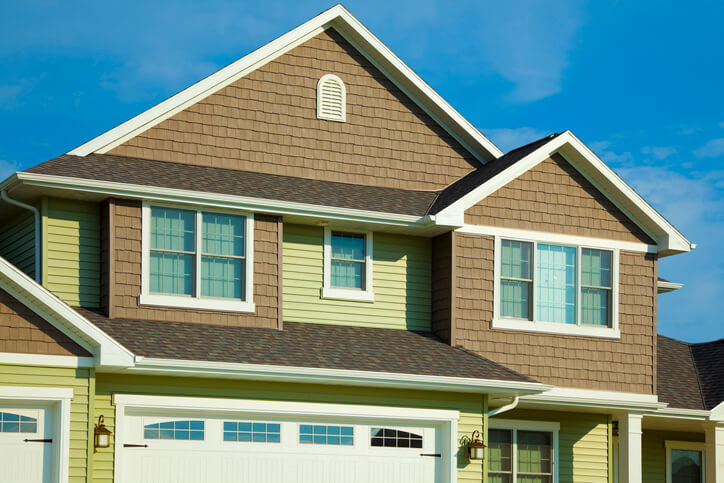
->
0, 4, 721, 482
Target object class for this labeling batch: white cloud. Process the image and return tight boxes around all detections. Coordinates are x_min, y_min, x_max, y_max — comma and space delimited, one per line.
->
719, 121, 724, 129
0, 84, 25, 109
641, 145, 677, 160
485, 127, 549, 152
693, 138, 724, 158
618, 165, 724, 341
589, 140, 633, 165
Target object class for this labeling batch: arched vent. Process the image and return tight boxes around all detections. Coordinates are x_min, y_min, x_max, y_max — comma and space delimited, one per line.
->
317, 74, 346, 122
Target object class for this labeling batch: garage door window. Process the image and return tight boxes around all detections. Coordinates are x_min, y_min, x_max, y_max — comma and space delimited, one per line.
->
0, 412, 37, 433
371, 428, 423, 448
299, 424, 354, 446
223, 422, 280, 443
144, 420, 204, 440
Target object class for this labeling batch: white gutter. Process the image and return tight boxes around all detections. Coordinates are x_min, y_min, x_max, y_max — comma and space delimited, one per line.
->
1, 189, 41, 282
125, 357, 552, 395
657, 280, 683, 293
489, 396, 520, 417
16, 172, 435, 228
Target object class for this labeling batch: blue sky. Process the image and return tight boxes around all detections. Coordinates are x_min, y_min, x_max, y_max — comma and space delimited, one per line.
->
1, 1, 722, 341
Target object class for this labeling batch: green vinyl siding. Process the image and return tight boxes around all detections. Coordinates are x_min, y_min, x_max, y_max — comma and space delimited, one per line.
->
0, 364, 92, 482
283, 224, 432, 331
642, 430, 704, 483
500, 409, 610, 483
92, 374, 485, 483
42, 198, 101, 308
0, 212, 35, 277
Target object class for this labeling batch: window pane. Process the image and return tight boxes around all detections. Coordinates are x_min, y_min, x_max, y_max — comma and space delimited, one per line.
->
331, 260, 364, 289
516, 477, 551, 483
501, 240, 532, 280
581, 288, 610, 326
517, 431, 552, 475
489, 429, 512, 472
202, 213, 245, 257
501, 280, 531, 319
151, 207, 195, 252
582, 248, 612, 288
536, 244, 577, 324
150, 252, 193, 295
201, 257, 243, 299
671, 449, 702, 483
331, 232, 365, 261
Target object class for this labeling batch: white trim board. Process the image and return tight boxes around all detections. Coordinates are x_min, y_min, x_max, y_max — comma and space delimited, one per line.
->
124, 356, 551, 395
68, 5, 501, 162
0, 385, 74, 483
112, 394, 461, 483
0, 256, 134, 368
0, 353, 95, 368
436, 131, 693, 256
520, 387, 661, 411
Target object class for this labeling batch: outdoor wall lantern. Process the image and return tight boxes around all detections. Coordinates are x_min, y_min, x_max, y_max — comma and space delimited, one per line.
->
468, 430, 486, 461
94, 415, 112, 449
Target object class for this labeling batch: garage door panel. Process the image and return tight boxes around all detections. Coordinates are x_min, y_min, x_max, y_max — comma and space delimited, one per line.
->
121, 410, 441, 483
0, 405, 54, 483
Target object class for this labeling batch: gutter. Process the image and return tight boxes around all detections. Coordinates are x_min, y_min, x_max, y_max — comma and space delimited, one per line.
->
1, 187, 41, 282
489, 396, 520, 417
124, 357, 552, 395
16, 172, 434, 228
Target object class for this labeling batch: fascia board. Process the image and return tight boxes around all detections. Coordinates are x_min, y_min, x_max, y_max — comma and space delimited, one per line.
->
521, 386, 661, 411
434, 131, 693, 255
657, 280, 683, 293
125, 357, 551, 395
711, 401, 724, 421
67, 5, 501, 162
0, 257, 134, 367
17, 172, 429, 227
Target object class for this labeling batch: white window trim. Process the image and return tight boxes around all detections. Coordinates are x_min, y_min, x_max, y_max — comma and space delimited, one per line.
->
665, 441, 706, 483
140, 202, 255, 312
321, 227, 374, 302
0, 385, 73, 483
488, 418, 560, 483
492, 235, 621, 339
316, 74, 346, 122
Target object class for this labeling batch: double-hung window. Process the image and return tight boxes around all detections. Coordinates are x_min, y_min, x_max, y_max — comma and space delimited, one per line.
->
141, 205, 255, 312
489, 421, 559, 483
495, 237, 618, 337
322, 227, 374, 302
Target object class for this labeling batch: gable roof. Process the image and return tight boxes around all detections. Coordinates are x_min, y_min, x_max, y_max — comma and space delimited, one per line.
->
657, 334, 724, 411
0, 256, 133, 367
67, 4, 502, 162
78, 308, 537, 384
433, 130, 693, 256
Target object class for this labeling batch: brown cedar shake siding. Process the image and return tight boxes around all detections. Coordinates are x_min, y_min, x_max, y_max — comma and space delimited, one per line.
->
464, 154, 655, 244
431, 232, 455, 345
102, 199, 281, 329
453, 234, 657, 393
0, 288, 91, 357
107, 29, 478, 191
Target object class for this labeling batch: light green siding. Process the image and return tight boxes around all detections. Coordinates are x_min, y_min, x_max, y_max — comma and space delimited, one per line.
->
93, 374, 484, 482
642, 430, 704, 483
0, 364, 92, 483
283, 224, 432, 330
0, 212, 35, 277
501, 409, 610, 483
42, 198, 101, 308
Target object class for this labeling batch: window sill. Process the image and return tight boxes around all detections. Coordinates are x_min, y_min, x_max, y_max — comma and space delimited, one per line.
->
491, 318, 620, 339
320, 287, 375, 303
139, 294, 256, 313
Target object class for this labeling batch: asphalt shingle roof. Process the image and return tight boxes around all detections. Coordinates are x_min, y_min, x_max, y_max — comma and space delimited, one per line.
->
26, 154, 439, 217
657, 334, 724, 410
77, 308, 535, 383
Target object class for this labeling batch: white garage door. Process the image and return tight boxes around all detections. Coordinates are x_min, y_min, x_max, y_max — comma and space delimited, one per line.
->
0, 405, 55, 483
119, 410, 442, 483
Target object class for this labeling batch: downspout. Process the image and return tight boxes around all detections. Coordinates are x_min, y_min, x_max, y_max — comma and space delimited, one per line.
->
488, 396, 520, 417
1, 189, 41, 282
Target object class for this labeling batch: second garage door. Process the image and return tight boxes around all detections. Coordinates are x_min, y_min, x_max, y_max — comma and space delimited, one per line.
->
119, 409, 443, 483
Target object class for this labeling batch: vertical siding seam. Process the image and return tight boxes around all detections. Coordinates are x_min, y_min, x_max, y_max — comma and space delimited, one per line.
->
277, 218, 283, 330
108, 200, 116, 319
450, 231, 457, 347
652, 255, 657, 395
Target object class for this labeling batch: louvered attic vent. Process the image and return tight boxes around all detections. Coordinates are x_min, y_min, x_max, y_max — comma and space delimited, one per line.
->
317, 74, 346, 122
